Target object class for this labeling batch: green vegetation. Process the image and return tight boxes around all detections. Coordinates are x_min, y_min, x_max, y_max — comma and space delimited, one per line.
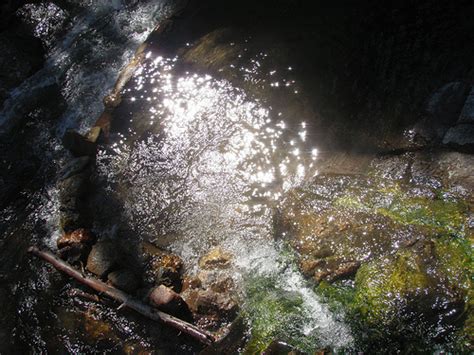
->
315, 236, 473, 352
335, 181, 468, 237
242, 274, 321, 354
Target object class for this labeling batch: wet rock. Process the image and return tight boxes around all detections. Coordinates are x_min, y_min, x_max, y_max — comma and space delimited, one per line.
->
280, 169, 471, 285
59, 210, 84, 233
57, 228, 95, 249
58, 156, 91, 181
199, 247, 233, 270
415, 82, 470, 143
182, 288, 238, 322
263, 340, 303, 355
142, 243, 183, 291
442, 124, 474, 152
0, 30, 44, 105
458, 87, 474, 124
103, 93, 122, 108
16, 3, 68, 49
86, 126, 104, 144
62, 129, 97, 157
181, 275, 202, 292
107, 269, 140, 294
58, 171, 91, 232
86, 241, 121, 278
353, 238, 470, 335
148, 285, 191, 319
59, 171, 90, 207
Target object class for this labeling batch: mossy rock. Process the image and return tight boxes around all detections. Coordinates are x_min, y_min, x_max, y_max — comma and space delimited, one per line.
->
316, 237, 473, 352
279, 173, 471, 286
242, 275, 322, 354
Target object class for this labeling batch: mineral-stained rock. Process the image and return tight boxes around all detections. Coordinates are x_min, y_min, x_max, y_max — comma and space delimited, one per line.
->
107, 269, 140, 294
353, 238, 470, 333
198, 247, 233, 270
57, 228, 95, 249
86, 241, 121, 278
181, 275, 202, 292
142, 243, 183, 291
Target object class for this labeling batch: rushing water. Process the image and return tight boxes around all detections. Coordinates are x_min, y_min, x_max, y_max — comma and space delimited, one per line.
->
96, 50, 353, 350
1, 1, 471, 353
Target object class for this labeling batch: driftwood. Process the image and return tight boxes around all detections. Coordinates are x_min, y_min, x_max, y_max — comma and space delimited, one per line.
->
28, 246, 216, 346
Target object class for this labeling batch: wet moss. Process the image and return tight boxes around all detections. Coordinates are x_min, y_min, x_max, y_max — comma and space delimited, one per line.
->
242, 275, 320, 354
334, 180, 468, 237
315, 236, 473, 352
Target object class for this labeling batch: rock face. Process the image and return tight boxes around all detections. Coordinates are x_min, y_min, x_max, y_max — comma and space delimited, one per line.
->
418, 82, 471, 142
280, 150, 473, 351
443, 124, 474, 151
458, 87, 474, 124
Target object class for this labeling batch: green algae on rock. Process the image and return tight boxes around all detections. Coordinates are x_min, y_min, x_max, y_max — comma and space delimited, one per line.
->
242, 275, 320, 354
315, 236, 473, 352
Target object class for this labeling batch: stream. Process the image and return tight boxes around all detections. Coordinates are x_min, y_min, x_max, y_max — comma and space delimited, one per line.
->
0, 1, 473, 354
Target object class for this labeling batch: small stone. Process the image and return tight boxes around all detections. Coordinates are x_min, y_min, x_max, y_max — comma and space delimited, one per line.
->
58, 156, 90, 181
148, 285, 191, 319
108, 269, 140, 294
199, 247, 233, 270
182, 275, 202, 292
57, 228, 95, 249
194, 289, 238, 318
62, 129, 97, 157
86, 241, 121, 278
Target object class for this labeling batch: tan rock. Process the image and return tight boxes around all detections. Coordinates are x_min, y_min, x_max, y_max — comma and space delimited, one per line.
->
199, 247, 233, 270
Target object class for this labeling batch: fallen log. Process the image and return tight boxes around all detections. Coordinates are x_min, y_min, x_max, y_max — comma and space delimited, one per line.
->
28, 246, 216, 346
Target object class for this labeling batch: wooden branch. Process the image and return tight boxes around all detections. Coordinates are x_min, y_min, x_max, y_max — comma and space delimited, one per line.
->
28, 246, 216, 346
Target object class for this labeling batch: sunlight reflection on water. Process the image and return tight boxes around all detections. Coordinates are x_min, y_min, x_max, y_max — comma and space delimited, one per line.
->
97, 51, 353, 349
